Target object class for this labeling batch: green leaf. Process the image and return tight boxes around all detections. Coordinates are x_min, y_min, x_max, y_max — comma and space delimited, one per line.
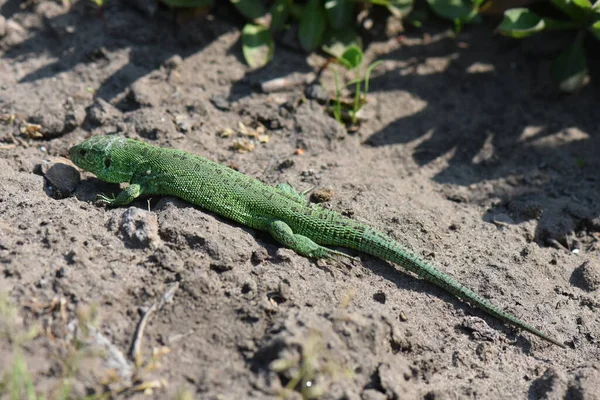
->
242, 23, 274, 68
299, 0, 327, 51
573, 0, 592, 9
325, 0, 354, 30
230, 0, 267, 21
426, 0, 474, 21
387, 0, 414, 18
497, 8, 545, 38
160, 0, 214, 7
338, 45, 363, 69
322, 26, 361, 59
363, 60, 384, 95
552, 35, 588, 92
270, 0, 291, 32
550, 0, 589, 21
590, 20, 600, 40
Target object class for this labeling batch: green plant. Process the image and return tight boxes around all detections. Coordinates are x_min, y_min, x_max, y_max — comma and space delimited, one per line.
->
329, 45, 383, 126
270, 331, 353, 399
0, 295, 40, 400
160, 0, 501, 67
426, 0, 485, 30
497, 0, 600, 92
219, 0, 415, 68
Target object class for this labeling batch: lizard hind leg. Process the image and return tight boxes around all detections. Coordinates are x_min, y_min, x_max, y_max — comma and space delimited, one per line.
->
267, 220, 354, 261
275, 183, 312, 204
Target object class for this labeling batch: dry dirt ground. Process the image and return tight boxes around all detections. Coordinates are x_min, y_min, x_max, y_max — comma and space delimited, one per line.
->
1, 1, 600, 399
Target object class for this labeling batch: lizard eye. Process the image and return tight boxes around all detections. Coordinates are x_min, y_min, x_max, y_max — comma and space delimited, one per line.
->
79, 149, 87, 157
104, 157, 111, 168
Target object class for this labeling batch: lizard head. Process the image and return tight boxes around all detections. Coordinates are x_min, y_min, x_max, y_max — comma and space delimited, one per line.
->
70, 135, 135, 183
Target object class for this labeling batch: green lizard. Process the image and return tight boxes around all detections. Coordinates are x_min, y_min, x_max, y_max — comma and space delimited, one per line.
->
69, 134, 565, 348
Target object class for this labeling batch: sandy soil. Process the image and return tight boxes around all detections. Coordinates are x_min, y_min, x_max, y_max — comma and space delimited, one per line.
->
1, 1, 599, 399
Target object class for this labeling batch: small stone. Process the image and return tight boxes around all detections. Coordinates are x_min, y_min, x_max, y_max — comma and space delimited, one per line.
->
174, 114, 194, 133
40, 158, 80, 199
119, 207, 161, 249
276, 159, 294, 171
304, 84, 329, 104
251, 248, 269, 264
310, 188, 334, 203
210, 259, 234, 272
277, 280, 292, 301
28, 103, 67, 138
3, 19, 27, 48
87, 98, 122, 126
570, 261, 600, 292
164, 54, 183, 69
210, 95, 231, 111
461, 316, 499, 342
0, 15, 6, 37
361, 388, 387, 400
491, 213, 514, 226
186, 100, 209, 116
274, 248, 295, 263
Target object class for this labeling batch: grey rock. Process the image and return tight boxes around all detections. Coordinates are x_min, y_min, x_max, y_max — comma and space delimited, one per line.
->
87, 98, 122, 126
210, 95, 231, 111
304, 84, 329, 104
119, 207, 161, 249
40, 158, 80, 199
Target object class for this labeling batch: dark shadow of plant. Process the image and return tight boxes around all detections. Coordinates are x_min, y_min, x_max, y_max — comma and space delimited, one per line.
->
364, 30, 600, 246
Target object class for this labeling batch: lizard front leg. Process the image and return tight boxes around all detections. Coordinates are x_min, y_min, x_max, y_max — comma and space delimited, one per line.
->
98, 183, 143, 207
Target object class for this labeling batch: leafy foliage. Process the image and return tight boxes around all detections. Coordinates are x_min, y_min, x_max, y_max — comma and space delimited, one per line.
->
329, 45, 383, 127
498, 0, 600, 92
161, 0, 600, 92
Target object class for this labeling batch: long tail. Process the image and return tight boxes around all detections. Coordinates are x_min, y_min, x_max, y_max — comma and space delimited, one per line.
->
355, 228, 565, 348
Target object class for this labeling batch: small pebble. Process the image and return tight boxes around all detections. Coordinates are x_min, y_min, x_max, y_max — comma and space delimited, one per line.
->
119, 207, 161, 249
210, 95, 230, 111
40, 158, 80, 199
304, 84, 329, 104
310, 188, 334, 203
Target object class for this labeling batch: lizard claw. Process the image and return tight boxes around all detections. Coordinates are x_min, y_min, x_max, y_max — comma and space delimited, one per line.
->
96, 193, 116, 206
325, 248, 359, 269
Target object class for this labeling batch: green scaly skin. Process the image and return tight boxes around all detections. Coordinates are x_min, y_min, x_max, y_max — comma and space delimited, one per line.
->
69, 135, 565, 348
